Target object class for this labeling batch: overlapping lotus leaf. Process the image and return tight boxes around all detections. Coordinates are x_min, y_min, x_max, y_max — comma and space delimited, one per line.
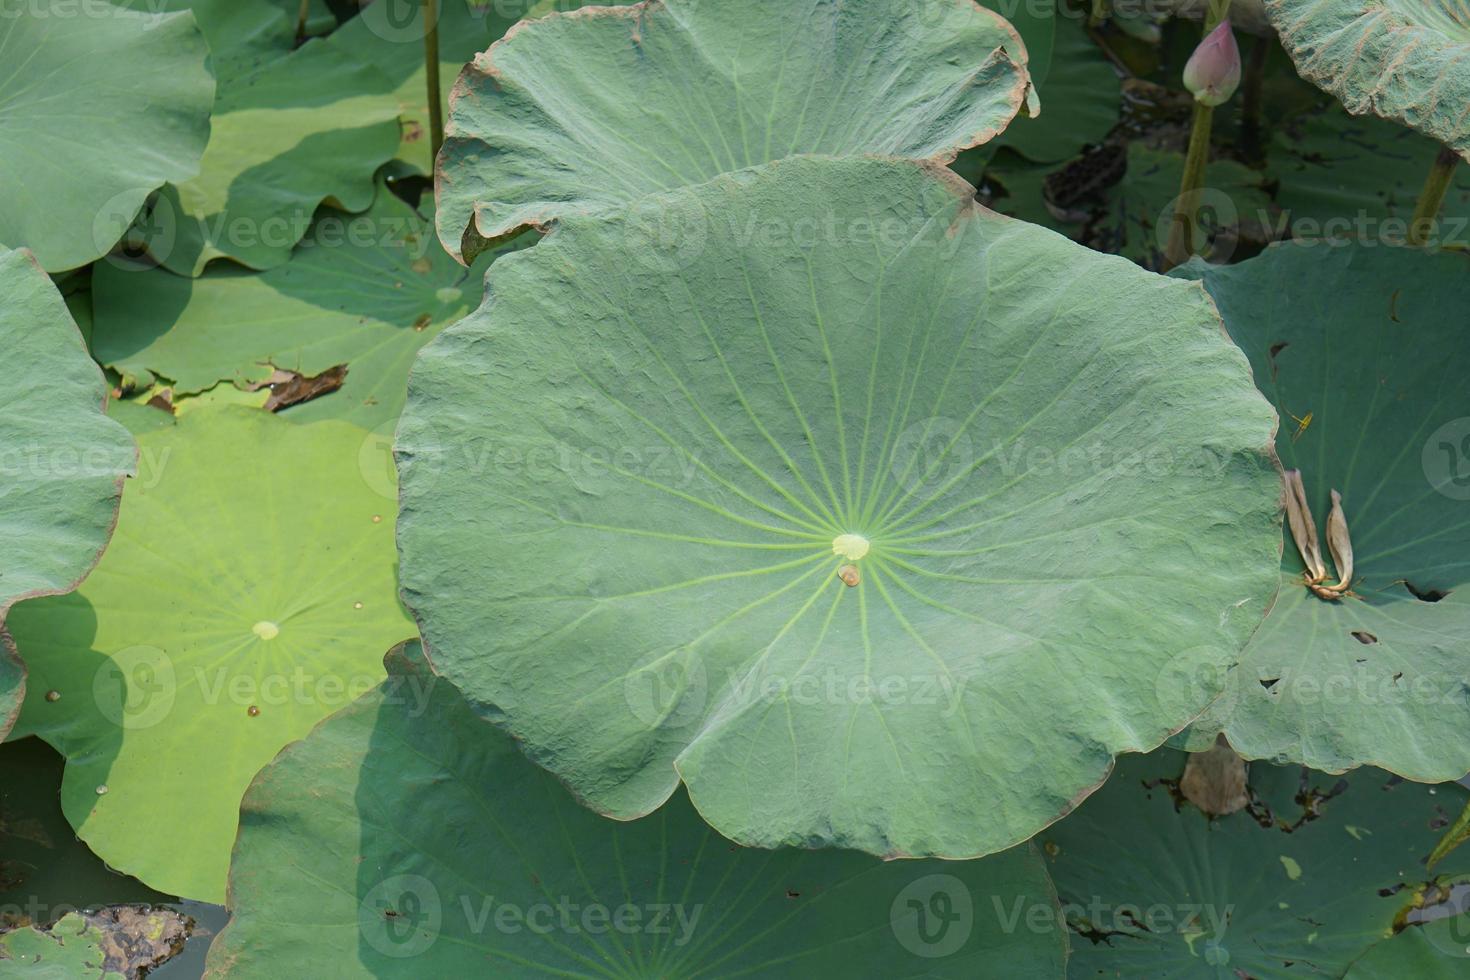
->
1177, 243, 1470, 779
0, 248, 135, 741
7, 408, 416, 902
205, 641, 1067, 978
329, 0, 643, 175
435, 0, 1031, 262
1345, 917, 1470, 978
397, 155, 1282, 860
0, 3, 213, 272
0, 912, 116, 977
1267, 0, 1470, 158
115, 0, 402, 275
92, 189, 492, 430
1044, 747, 1470, 977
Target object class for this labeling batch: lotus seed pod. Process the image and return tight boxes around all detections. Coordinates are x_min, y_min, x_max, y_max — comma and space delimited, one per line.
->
1183, 20, 1242, 107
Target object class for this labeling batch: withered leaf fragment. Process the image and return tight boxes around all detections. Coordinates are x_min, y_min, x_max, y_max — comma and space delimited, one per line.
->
1323, 489, 1354, 593
1282, 469, 1326, 583
248, 364, 349, 412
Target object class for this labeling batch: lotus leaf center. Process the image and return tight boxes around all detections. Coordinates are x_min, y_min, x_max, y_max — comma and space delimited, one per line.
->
252, 621, 281, 641
831, 533, 870, 561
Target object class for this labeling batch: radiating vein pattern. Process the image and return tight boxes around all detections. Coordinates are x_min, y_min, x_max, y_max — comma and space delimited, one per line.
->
397, 156, 1282, 859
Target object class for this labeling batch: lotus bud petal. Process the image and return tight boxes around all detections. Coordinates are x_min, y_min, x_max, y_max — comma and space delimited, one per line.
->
1324, 489, 1354, 591
1283, 470, 1326, 583
1183, 20, 1242, 107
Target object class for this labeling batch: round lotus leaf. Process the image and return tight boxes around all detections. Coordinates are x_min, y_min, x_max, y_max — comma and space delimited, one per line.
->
91, 188, 493, 431
1267, 0, 1470, 159
0, 248, 135, 740
1042, 747, 1470, 978
0, 3, 213, 272
435, 0, 1031, 262
1176, 242, 1470, 780
328, 0, 644, 175
7, 407, 415, 902
115, 0, 402, 276
397, 155, 1282, 859
205, 641, 1067, 978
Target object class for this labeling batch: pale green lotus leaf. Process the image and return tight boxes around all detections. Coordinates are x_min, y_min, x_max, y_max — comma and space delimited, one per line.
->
92, 189, 491, 430
0, 248, 135, 741
1267, 0, 1470, 158
8, 408, 416, 902
436, 0, 1031, 261
397, 156, 1282, 860
0, 3, 213, 272
1175, 242, 1470, 780
205, 641, 1067, 978
329, 0, 643, 175
116, 0, 402, 275
1044, 747, 1470, 977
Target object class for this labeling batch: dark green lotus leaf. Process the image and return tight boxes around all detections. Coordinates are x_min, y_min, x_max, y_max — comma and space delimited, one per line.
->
0, 248, 135, 741
0, 3, 213, 272
115, 0, 402, 275
436, 0, 1031, 262
329, 0, 642, 175
1175, 243, 1470, 779
1268, 0, 1470, 158
91, 189, 494, 430
8, 408, 415, 902
1274, 105, 1470, 245
397, 155, 1282, 859
1345, 916, 1470, 979
990, 11, 1118, 165
205, 641, 1066, 978
1043, 747, 1470, 978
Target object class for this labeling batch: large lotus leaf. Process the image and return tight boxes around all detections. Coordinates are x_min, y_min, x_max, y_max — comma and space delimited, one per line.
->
1043, 747, 1470, 977
116, 0, 401, 276
435, 0, 1031, 262
7, 407, 416, 902
1176, 243, 1470, 779
205, 641, 1067, 978
0, 248, 135, 740
397, 155, 1282, 859
1267, 0, 1470, 159
328, 0, 642, 175
91, 189, 489, 430
0, 3, 212, 273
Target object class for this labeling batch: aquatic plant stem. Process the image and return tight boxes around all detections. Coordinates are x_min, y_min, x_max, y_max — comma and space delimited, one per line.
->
1163, 102, 1214, 271
1409, 145, 1461, 247
1163, 0, 1232, 271
424, 0, 444, 165
295, 0, 310, 43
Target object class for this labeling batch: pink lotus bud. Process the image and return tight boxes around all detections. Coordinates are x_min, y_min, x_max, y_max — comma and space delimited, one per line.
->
1183, 21, 1242, 107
